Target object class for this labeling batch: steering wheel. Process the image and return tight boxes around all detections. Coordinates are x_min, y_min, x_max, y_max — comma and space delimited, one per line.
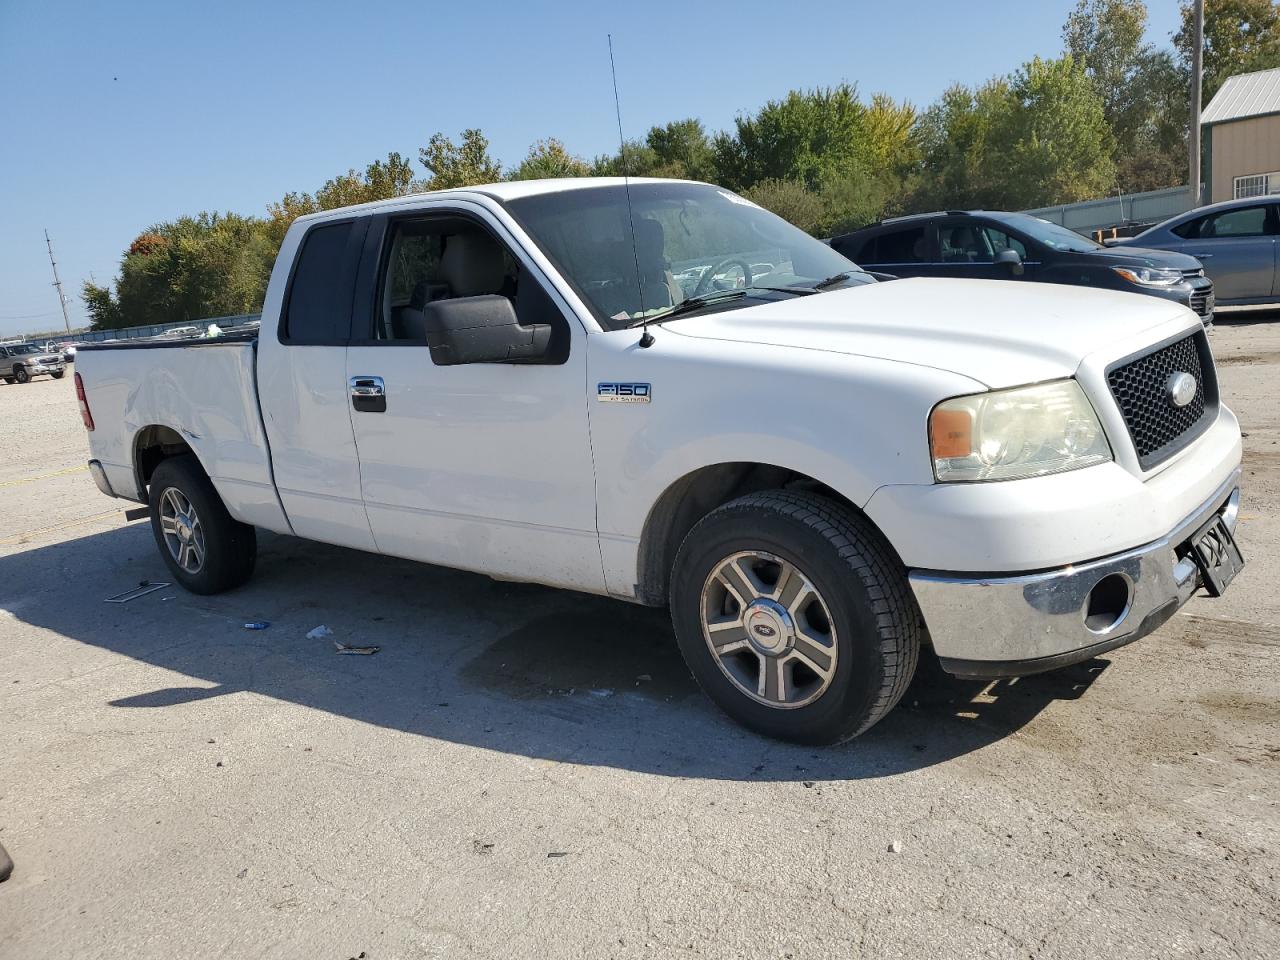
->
693, 257, 753, 297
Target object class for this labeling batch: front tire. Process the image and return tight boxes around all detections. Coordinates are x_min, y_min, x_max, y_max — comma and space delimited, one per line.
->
670, 490, 920, 744
13, 367, 29, 384
148, 455, 256, 594
51, 371, 65, 379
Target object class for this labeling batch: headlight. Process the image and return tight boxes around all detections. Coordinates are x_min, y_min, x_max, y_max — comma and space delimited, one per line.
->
1111, 265, 1183, 287
929, 380, 1112, 482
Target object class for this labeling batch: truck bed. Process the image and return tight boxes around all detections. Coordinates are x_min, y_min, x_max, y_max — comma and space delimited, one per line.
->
76, 337, 290, 533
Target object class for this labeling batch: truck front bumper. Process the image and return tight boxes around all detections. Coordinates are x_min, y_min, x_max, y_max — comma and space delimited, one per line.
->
911, 469, 1241, 678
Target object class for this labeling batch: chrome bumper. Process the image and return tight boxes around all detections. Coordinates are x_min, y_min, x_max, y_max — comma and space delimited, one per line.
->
910, 469, 1241, 677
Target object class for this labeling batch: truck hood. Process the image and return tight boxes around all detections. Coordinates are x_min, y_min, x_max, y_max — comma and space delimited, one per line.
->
663, 277, 1194, 388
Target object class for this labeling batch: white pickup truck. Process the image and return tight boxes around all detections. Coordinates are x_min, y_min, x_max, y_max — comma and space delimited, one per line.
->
76, 178, 1245, 744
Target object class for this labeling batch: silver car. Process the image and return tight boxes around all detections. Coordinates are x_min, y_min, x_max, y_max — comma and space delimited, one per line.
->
1115, 196, 1278, 307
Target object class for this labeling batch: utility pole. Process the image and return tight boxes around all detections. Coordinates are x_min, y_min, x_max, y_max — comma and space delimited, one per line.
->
1189, 0, 1204, 207
44, 229, 72, 334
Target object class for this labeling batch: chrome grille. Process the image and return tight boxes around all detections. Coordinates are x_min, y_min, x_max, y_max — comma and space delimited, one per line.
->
1106, 332, 1216, 470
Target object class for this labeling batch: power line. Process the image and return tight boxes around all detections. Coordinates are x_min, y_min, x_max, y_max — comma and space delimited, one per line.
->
44, 229, 73, 334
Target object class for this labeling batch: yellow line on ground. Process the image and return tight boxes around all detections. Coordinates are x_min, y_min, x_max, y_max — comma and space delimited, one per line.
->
0, 464, 88, 488
0, 508, 123, 546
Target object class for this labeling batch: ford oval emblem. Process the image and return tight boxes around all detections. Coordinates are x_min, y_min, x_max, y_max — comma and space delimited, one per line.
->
1166, 372, 1196, 408
753, 624, 777, 639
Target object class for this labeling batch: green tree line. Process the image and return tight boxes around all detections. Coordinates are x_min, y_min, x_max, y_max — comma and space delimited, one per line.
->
83, 0, 1280, 329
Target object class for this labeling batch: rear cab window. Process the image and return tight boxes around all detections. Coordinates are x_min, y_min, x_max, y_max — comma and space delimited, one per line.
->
280, 219, 367, 343
873, 225, 928, 263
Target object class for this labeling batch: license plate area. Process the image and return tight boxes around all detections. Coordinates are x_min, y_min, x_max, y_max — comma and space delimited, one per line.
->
1187, 513, 1245, 597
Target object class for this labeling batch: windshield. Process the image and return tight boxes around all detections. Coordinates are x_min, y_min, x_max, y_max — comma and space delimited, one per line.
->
986, 212, 1103, 253
10, 344, 39, 355
504, 182, 863, 330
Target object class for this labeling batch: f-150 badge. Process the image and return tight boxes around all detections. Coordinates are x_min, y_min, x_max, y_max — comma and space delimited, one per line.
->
597, 383, 651, 403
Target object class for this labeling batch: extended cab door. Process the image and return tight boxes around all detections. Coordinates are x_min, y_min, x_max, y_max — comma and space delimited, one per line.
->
343, 203, 605, 593
257, 215, 377, 551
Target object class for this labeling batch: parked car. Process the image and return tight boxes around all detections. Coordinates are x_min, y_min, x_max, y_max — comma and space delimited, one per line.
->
1110, 196, 1280, 307
56, 341, 83, 362
75, 178, 1243, 744
831, 210, 1215, 325
1, 342, 66, 383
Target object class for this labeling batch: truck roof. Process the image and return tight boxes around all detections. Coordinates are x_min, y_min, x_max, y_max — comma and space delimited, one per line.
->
293, 177, 699, 225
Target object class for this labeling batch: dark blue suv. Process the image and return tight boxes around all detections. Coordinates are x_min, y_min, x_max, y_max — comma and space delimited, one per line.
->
830, 210, 1215, 325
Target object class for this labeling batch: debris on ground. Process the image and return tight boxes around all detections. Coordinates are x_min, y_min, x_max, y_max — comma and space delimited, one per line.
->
243, 621, 270, 630
305, 625, 333, 640
104, 581, 170, 603
334, 641, 380, 655
547, 851, 570, 858
888, 840, 903, 854
216, 758, 226, 768
0, 841, 13, 882
472, 840, 494, 855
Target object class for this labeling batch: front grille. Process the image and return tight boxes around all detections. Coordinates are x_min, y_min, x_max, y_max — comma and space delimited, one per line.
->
1188, 284, 1214, 320
1106, 332, 1217, 470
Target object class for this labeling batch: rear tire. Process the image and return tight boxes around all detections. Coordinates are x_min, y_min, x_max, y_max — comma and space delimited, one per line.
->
670, 490, 920, 744
148, 455, 256, 594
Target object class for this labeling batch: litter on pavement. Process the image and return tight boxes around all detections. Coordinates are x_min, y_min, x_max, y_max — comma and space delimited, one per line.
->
334, 640, 380, 656
305, 625, 333, 640
104, 581, 170, 603
242, 621, 270, 630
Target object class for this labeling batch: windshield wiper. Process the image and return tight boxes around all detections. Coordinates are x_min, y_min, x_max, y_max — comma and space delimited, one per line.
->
811, 270, 856, 291
625, 285, 819, 328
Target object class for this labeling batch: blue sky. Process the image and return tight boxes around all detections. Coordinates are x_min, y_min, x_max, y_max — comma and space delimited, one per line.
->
0, 0, 1182, 337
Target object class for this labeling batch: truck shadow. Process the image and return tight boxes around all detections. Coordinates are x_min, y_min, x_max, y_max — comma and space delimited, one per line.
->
2, 523, 1110, 782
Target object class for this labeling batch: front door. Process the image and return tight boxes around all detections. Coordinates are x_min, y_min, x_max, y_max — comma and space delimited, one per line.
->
932, 220, 1035, 282
1177, 203, 1277, 301
344, 205, 605, 593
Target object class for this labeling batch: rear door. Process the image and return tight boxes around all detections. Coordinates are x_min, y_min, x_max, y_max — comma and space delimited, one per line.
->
343, 202, 604, 592
258, 216, 377, 551
853, 222, 935, 277
1173, 203, 1276, 301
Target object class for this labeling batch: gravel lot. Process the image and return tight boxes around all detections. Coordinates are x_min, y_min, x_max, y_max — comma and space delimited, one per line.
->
1, 318, 1278, 959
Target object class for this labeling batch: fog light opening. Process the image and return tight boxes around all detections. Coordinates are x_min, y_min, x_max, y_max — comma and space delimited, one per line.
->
1083, 574, 1132, 634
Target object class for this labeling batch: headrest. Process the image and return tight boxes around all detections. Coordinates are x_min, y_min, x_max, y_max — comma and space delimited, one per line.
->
440, 231, 506, 297
633, 218, 666, 266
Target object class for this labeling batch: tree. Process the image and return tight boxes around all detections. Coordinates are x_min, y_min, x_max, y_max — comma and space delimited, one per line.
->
507, 138, 592, 180
1064, 1, 1186, 191
1177, 0, 1280, 100
418, 129, 502, 189
646, 119, 714, 180
711, 84, 874, 191
915, 79, 1012, 209
992, 56, 1117, 208
81, 281, 123, 330
742, 180, 827, 233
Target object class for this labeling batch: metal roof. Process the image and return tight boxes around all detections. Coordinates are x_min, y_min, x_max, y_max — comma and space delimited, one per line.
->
1202, 67, 1280, 125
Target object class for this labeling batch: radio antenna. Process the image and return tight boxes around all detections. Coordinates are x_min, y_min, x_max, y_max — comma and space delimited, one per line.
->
608, 34, 653, 348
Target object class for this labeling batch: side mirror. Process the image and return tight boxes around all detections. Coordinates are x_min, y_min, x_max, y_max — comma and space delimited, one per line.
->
995, 248, 1024, 276
423, 295, 551, 366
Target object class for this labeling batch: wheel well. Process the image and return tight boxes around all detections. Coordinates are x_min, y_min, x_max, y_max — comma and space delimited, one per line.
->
634, 463, 859, 606
134, 426, 196, 493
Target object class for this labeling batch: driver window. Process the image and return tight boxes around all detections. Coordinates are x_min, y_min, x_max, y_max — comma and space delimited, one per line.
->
939, 223, 994, 263
375, 215, 569, 362
983, 227, 1027, 259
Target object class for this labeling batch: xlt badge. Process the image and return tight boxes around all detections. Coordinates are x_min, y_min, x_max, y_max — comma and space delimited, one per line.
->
597, 383, 651, 403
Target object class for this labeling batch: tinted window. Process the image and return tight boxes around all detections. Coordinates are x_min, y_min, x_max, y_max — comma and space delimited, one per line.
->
1199, 205, 1269, 238
833, 235, 871, 261
283, 221, 357, 342
875, 226, 927, 263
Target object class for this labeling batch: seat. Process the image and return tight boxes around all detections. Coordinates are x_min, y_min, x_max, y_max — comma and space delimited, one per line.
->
633, 218, 683, 308
440, 231, 507, 298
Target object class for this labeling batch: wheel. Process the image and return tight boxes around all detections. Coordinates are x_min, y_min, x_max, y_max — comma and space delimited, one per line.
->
51, 371, 65, 379
148, 455, 256, 594
2, 378, 12, 385
13, 367, 29, 384
670, 490, 920, 744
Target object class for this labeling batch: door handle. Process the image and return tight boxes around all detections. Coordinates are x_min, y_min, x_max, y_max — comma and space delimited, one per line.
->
349, 376, 386, 413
